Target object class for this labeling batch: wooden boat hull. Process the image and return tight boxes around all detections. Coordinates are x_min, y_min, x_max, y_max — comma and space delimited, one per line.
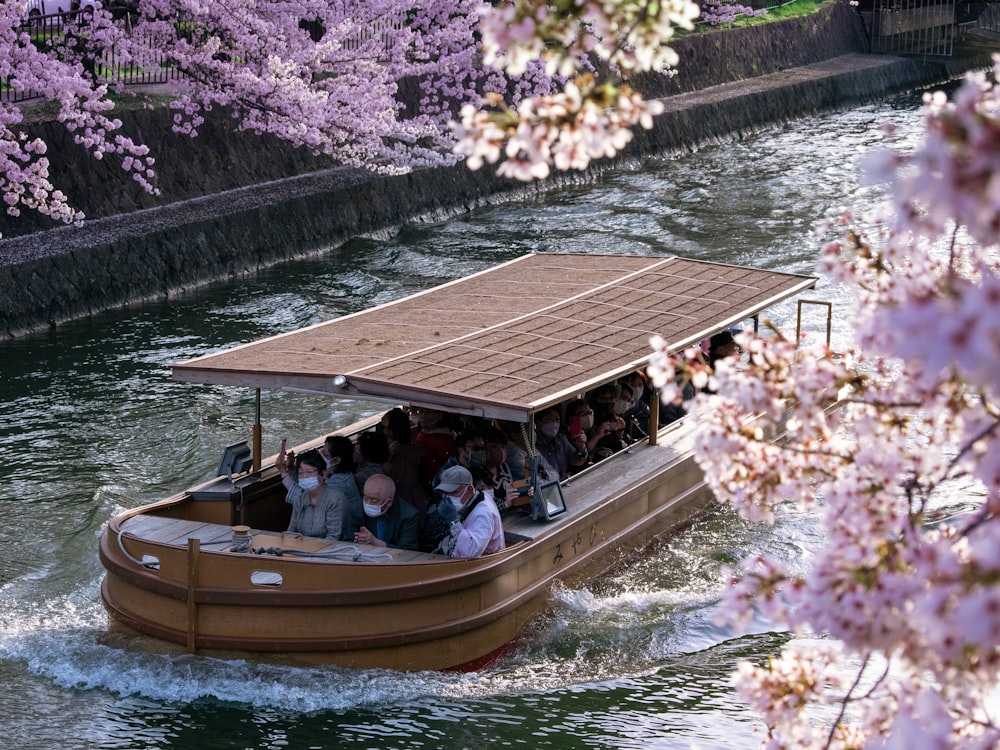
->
99, 425, 713, 671
97, 254, 828, 671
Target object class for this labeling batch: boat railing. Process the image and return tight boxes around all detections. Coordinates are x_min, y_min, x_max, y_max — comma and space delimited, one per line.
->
796, 299, 833, 348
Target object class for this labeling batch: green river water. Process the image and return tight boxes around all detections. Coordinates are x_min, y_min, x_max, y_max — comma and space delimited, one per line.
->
0, 90, 940, 749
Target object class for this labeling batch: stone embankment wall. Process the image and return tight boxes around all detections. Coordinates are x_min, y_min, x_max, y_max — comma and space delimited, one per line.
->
0, 2, 994, 338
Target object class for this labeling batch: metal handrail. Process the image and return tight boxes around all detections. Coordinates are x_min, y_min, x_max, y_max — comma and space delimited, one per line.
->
796, 299, 833, 348
4, 6, 181, 103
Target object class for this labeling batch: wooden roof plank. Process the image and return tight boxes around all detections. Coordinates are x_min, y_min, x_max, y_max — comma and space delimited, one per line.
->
172, 253, 817, 420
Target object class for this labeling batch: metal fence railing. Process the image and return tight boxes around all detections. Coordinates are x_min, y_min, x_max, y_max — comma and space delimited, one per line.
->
299, 15, 403, 59
3, 11, 407, 105
744, 0, 802, 11
974, 2, 1000, 32
3, 9, 178, 103
861, 0, 957, 55
96, 30, 179, 87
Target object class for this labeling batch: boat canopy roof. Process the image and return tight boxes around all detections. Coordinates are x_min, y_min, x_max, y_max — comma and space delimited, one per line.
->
172, 253, 817, 422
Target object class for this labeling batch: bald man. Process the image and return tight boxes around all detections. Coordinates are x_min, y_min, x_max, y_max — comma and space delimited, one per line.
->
340, 473, 420, 551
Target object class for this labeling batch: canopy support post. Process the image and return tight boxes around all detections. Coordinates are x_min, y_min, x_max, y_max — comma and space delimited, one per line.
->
253, 388, 262, 471
648, 394, 659, 447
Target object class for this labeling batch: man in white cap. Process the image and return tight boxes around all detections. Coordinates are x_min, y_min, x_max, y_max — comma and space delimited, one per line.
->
432, 465, 505, 558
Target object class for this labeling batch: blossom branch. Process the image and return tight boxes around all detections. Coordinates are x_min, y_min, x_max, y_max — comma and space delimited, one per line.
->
674, 55, 1000, 747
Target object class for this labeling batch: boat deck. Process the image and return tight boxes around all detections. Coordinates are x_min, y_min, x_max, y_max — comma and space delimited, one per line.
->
119, 513, 436, 563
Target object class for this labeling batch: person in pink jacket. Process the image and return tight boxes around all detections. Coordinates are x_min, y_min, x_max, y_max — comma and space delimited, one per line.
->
432, 465, 505, 558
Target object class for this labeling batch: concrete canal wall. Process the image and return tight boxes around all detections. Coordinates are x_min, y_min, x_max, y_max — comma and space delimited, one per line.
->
0, 2, 995, 338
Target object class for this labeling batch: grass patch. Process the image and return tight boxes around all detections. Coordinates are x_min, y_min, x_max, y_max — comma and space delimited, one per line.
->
16, 87, 174, 124
692, 0, 828, 32
732, 0, 825, 27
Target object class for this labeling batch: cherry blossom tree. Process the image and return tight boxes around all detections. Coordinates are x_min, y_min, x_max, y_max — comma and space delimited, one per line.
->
648, 57, 1000, 748
0, 0, 560, 236
1, 2, 156, 231
452, 0, 701, 180
2, 0, 745, 234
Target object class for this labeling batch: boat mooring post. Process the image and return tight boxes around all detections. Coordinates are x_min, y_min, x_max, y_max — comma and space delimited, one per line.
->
186, 537, 201, 653
252, 388, 262, 471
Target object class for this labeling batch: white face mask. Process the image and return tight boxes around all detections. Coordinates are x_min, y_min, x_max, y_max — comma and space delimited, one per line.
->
449, 493, 466, 512
540, 422, 560, 438
298, 476, 320, 492
578, 413, 595, 431
614, 399, 630, 415
363, 500, 387, 518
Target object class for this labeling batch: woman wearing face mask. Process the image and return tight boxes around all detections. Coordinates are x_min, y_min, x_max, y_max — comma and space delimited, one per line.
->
321, 434, 363, 507
534, 407, 588, 481
280, 450, 346, 541
586, 384, 628, 461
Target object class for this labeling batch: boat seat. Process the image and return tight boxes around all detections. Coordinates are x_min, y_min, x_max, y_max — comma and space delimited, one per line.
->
504, 531, 530, 545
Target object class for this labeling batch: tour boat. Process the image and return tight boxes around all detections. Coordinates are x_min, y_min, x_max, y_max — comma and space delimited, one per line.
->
98, 252, 827, 671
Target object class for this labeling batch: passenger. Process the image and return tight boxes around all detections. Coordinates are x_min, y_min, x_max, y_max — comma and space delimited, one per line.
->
321, 434, 362, 507
381, 407, 429, 522
280, 450, 345, 541
534, 407, 588, 481
414, 409, 457, 485
342, 474, 420, 550
431, 427, 486, 487
481, 427, 527, 511
622, 370, 652, 411
563, 398, 595, 471
498, 420, 529, 481
468, 466, 500, 516
419, 492, 456, 553
588, 384, 626, 435
620, 372, 651, 432
708, 330, 741, 368
563, 398, 592, 433
433, 465, 505, 558
354, 430, 390, 490
615, 381, 647, 443
421, 426, 488, 551
662, 369, 697, 425
587, 384, 628, 461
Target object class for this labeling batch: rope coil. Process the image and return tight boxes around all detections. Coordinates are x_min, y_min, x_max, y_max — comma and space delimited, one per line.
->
251, 544, 394, 562
117, 528, 160, 570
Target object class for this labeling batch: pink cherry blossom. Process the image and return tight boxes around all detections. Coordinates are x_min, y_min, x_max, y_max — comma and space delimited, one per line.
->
654, 55, 1000, 748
